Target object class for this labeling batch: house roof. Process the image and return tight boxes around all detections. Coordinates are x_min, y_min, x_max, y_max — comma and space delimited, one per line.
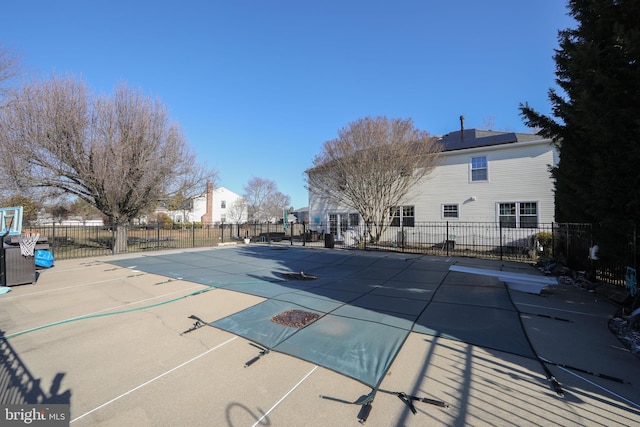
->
438, 129, 544, 152
305, 128, 548, 175
193, 186, 243, 200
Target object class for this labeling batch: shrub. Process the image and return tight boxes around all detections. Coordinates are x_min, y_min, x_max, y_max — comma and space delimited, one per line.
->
536, 231, 553, 257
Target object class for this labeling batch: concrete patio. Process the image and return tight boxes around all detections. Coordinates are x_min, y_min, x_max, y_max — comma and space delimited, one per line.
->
1, 245, 639, 426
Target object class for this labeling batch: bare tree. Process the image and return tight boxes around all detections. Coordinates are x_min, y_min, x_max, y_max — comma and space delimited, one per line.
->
243, 177, 291, 222
0, 44, 20, 104
306, 116, 441, 242
266, 191, 291, 221
50, 203, 71, 225
0, 74, 218, 252
225, 197, 247, 238
226, 197, 247, 225
0, 45, 22, 197
481, 115, 496, 131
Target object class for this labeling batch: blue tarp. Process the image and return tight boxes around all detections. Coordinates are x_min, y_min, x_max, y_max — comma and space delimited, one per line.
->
35, 250, 54, 268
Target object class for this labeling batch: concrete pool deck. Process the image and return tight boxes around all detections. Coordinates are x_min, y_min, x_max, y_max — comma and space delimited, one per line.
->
1, 245, 639, 426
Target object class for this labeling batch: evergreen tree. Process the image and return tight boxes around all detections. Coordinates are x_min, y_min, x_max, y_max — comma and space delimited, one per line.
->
520, 0, 640, 260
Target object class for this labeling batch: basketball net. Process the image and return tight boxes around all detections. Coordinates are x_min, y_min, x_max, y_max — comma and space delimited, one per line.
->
19, 233, 40, 257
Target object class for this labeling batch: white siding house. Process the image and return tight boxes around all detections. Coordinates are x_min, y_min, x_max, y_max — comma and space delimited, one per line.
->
164, 184, 247, 225
194, 184, 247, 225
308, 129, 558, 244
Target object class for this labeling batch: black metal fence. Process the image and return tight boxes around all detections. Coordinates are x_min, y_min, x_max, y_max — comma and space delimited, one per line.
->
312, 222, 638, 287
23, 222, 307, 260
24, 221, 637, 287
320, 221, 555, 259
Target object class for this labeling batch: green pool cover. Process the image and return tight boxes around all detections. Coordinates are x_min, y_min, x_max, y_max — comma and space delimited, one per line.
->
109, 246, 537, 388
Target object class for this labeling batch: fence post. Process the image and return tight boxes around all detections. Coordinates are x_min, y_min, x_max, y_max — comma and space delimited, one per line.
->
499, 220, 503, 260
566, 223, 570, 265
111, 225, 116, 256
551, 222, 555, 259
302, 222, 306, 246
446, 221, 449, 257
633, 223, 637, 273
51, 222, 56, 259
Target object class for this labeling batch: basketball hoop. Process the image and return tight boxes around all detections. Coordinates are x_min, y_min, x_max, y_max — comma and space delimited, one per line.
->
18, 233, 40, 257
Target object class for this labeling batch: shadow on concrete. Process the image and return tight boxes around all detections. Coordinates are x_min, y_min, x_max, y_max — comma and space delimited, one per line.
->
225, 402, 269, 427
0, 330, 71, 405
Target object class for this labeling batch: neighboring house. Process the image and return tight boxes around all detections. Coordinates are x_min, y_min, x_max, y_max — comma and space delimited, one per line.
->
152, 183, 247, 226
308, 129, 558, 241
35, 212, 104, 227
292, 207, 309, 224
193, 183, 247, 226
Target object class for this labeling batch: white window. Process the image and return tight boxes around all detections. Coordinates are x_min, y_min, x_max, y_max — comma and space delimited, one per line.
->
442, 204, 459, 219
328, 212, 359, 235
221, 200, 226, 209
390, 206, 415, 227
519, 202, 539, 228
498, 202, 538, 228
471, 156, 488, 181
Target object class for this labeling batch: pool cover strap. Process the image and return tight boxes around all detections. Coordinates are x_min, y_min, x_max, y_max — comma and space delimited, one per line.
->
392, 391, 449, 413
320, 387, 448, 422
244, 342, 270, 367
320, 390, 376, 423
180, 315, 208, 335
320, 389, 449, 422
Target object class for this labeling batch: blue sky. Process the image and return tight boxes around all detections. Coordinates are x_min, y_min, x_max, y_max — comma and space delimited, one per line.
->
1, 1, 575, 209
